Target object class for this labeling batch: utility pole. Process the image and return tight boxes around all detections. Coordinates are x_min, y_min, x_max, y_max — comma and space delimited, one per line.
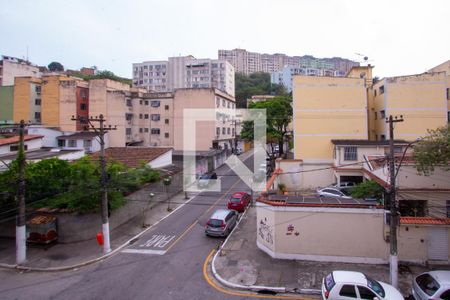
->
16, 120, 26, 264
386, 114, 404, 288
72, 114, 116, 253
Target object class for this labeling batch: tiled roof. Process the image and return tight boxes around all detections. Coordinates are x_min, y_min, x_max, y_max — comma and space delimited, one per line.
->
400, 217, 450, 225
0, 135, 43, 146
91, 147, 172, 168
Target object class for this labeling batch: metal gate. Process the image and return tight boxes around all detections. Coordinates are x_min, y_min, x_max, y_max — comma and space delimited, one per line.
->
427, 227, 449, 261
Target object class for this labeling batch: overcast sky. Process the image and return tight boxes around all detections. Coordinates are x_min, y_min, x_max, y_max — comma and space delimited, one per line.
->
1, 0, 449, 79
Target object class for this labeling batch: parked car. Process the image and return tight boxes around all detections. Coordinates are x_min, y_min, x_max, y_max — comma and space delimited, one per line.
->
333, 181, 358, 188
321, 271, 404, 300
412, 270, 450, 300
197, 172, 217, 188
317, 187, 352, 199
227, 192, 252, 212
205, 209, 238, 237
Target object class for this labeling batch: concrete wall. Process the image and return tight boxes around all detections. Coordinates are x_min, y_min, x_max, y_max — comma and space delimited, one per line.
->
0, 137, 43, 155
1, 59, 40, 86
257, 202, 389, 264
34, 170, 183, 243
147, 149, 172, 169
276, 159, 334, 190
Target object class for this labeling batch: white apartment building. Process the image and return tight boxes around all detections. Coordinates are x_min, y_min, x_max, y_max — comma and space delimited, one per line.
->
218, 48, 358, 76
132, 56, 235, 97
0, 55, 41, 86
271, 65, 347, 92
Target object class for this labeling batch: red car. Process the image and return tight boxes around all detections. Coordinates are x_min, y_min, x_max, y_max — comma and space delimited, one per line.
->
227, 192, 251, 212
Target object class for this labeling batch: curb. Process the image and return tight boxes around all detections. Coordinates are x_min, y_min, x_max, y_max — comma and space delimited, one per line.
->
211, 206, 287, 294
0, 191, 199, 272
210, 205, 322, 296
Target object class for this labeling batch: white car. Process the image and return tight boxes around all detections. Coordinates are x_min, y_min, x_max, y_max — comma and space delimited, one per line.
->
322, 271, 404, 300
412, 270, 450, 300
317, 187, 352, 199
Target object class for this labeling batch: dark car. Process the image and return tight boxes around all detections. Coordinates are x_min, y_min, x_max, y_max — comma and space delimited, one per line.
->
227, 192, 252, 212
197, 172, 217, 188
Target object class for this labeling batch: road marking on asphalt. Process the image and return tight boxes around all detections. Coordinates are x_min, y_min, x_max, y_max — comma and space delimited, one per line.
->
203, 250, 316, 300
121, 249, 167, 255
140, 235, 176, 248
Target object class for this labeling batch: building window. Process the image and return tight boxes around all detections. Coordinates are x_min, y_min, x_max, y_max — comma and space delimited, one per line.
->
151, 128, 160, 135
58, 140, 65, 147
399, 200, 426, 217
380, 134, 386, 141
165, 105, 169, 110
34, 112, 41, 121
10, 144, 28, 151
126, 113, 133, 121
35, 85, 41, 94
144, 114, 149, 119
165, 133, 169, 138
447, 200, 450, 218
139, 100, 143, 105
380, 110, 386, 118
83, 140, 92, 148
126, 128, 132, 135
139, 114, 143, 119
68, 140, 77, 147
126, 99, 132, 107
144, 128, 149, 133
344, 147, 357, 161
447, 88, 449, 100
379, 85, 384, 94
232, 128, 235, 136
165, 119, 169, 124
139, 128, 143, 133
35, 98, 41, 106
222, 99, 225, 106
80, 89, 88, 99
374, 111, 377, 120
151, 114, 160, 121
227, 127, 230, 134
222, 127, 226, 135
151, 100, 160, 107
216, 127, 220, 135
80, 103, 87, 110
144, 100, 149, 106
374, 89, 377, 97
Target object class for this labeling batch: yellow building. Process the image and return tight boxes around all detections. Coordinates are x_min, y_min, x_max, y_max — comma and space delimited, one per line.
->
292, 67, 371, 162
371, 71, 448, 141
13, 76, 42, 123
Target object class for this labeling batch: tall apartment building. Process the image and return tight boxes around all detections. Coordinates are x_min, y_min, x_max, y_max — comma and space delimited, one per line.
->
218, 48, 358, 75
132, 56, 235, 97
11, 74, 236, 151
0, 55, 41, 86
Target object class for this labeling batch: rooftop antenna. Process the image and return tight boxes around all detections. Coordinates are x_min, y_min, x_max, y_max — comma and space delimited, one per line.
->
355, 53, 373, 66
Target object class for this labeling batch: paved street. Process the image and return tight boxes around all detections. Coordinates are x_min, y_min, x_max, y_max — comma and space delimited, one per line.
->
0, 152, 309, 300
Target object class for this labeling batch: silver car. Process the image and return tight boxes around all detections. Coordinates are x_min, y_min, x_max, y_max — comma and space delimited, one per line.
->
412, 270, 450, 300
205, 209, 238, 237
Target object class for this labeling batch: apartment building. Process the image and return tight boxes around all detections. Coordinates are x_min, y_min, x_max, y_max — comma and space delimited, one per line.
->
370, 71, 448, 141
132, 56, 235, 96
218, 48, 358, 75
0, 55, 41, 86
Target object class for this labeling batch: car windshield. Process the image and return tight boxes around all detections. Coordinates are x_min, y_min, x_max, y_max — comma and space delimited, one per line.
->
324, 273, 335, 291
416, 273, 440, 296
366, 275, 385, 297
230, 197, 242, 203
208, 219, 222, 227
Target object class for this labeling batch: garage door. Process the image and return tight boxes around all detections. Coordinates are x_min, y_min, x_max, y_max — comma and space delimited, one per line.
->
427, 227, 448, 261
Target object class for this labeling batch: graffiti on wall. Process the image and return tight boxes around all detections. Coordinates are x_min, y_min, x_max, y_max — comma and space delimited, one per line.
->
258, 217, 273, 245
286, 224, 300, 237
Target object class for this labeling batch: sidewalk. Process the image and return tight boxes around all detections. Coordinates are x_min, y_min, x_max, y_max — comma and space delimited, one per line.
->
0, 191, 192, 270
212, 205, 432, 297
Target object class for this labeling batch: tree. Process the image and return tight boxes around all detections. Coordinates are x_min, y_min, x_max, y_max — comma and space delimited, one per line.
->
413, 125, 450, 175
235, 72, 287, 108
48, 62, 64, 72
350, 180, 384, 201
240, 96, 292, 156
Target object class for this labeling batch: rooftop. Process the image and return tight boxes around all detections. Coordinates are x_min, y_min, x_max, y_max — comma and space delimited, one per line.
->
91, 147, 172, 169
57, 132, 99, 140
331, 139, 409, 146
0, 135, 43, 146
